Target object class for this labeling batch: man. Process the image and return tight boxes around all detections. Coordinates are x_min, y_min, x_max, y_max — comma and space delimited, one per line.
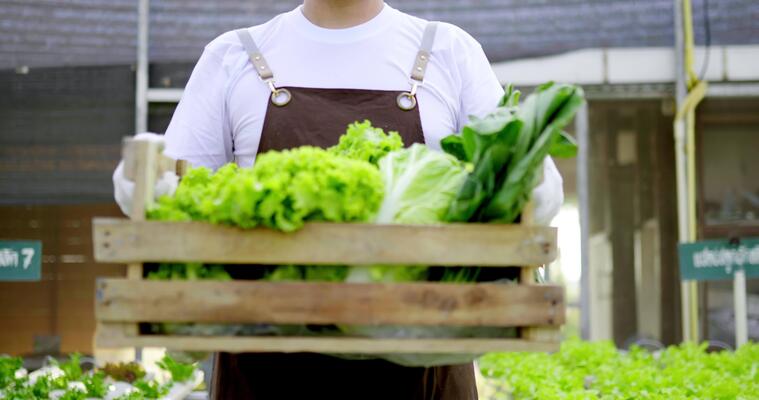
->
114, 0, 564, 398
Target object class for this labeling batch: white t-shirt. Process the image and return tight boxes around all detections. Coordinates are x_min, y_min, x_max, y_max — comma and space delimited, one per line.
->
163, 3, 504, 169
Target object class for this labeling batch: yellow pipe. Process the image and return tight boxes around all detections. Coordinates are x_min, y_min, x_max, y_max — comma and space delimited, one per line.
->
675, 0, 706, 343
682, 0, 700, 88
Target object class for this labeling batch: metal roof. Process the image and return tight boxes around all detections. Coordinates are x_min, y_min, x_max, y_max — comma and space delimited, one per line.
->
1, 0, 757, 69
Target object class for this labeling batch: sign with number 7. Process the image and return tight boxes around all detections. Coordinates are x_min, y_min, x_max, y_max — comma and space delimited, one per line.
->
0, 241, 42, 281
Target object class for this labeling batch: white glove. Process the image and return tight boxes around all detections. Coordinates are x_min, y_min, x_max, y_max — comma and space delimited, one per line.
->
531, 157, 564, 226
113, 133, 179, 217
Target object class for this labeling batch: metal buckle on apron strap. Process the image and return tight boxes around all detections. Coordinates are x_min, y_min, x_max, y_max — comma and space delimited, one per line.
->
397, 79, 420, 111
397, 22, 438, 111
266, 79, 292, 107
235, 29, 292, 107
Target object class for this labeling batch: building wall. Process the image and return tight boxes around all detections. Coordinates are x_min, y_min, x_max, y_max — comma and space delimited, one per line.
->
0, 204, 125, 356
587, 99, 681, 345
0, 66, 135, 204
2, 0, 759, 70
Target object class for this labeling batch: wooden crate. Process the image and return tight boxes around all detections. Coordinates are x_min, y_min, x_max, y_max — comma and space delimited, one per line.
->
92, 138, 564, 354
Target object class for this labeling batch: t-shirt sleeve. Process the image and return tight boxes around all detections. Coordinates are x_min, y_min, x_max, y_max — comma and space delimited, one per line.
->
453, 29, 504, 131
163, 47, 231, 170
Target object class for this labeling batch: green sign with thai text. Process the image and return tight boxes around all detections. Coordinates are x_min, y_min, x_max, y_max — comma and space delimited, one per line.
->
678, 238, 759, 281
0, 241, 42, 281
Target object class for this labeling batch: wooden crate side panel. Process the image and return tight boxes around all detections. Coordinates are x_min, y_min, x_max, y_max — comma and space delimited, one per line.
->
93, 219, 557, 266
96, 280, 564, 327
95, 327, 559, 354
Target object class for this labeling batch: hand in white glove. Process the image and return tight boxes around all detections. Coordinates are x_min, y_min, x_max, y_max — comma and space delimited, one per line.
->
531, 157, 564, 226
113, 133, 179, 217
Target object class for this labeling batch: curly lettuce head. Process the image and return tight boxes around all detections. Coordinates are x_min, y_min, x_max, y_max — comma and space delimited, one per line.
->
211, 147, 383, 231
328, 120, 404, 165
149, 148, 383, 232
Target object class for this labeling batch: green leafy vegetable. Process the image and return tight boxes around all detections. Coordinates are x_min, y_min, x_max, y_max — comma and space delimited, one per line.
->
151, 147, 384, 233
156, 354, 196, 383
439, 267, 481, 283
444, 83, 584, 223
115, 392, 146, 400
479, 84, 584, 222
328, 120, 404, 165
82, 371, 108, 398
262, 265, 348, 282
0, 355, 175, 400
0, 356, 22, 389
147, 263, 231, 281
347, 144, 469, 283
374, 144, 469, 224
262, 265, 303, 281
56, 353, 83, 381
133, 378, 170, 398
59, 388, 87, 400
30, 374, 67, 398
147, 165, 218, 222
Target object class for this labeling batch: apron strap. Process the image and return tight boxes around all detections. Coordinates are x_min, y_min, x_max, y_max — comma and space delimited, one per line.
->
236, 29, 292, 109
236, 29, 274, 80
410, 22, 438, 82
231, 29, 279, 164
397, 21, 439, 110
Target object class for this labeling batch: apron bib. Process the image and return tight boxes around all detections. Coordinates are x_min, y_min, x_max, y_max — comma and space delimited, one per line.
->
211, 23, 477, 400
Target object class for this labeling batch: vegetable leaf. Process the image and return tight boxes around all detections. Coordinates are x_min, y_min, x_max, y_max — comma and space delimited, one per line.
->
549, 130, 579, 158
443, 82, 585, 223
0, 356, 22, 389
156, 354, 196, 383
133, 378, 170, 398
58, 353, 83, 381
82, 371, 108, 398
327, 120, 404, 165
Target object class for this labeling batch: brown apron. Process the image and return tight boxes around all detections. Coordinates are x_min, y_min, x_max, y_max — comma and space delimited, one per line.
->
211, 23, 477, 400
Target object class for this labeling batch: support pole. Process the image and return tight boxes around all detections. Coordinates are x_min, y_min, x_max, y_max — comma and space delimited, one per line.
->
674, 0, 694, 343
133, 0, 150, 362
135, 0, 149, 134
734, 269, 748, 347
576, 101, 591, 340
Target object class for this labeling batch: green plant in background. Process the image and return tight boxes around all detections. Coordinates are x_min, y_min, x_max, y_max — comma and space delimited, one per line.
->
100, 361, 146, 384
54, 353, 83, 381
0, 352, 199, 400
156, 354, 196, 383
82, 371, 108, 398
0, 356, 22, 389
114, 392, 146, 400
479, 339, 759, 399
132, 379, 170, 398
58, 388, 87, 400
30, 375, 67, 399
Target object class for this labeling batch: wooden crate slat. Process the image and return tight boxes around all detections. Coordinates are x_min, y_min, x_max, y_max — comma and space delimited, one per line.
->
96, 279, 564, 327
93, 219, 557, 266
95, 329, 559, 354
